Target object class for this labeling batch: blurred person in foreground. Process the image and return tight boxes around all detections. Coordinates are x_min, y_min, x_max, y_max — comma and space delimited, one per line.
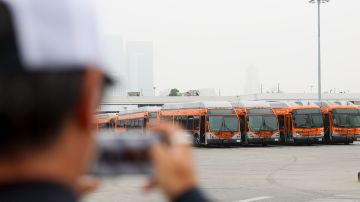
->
0, 0, 208, 201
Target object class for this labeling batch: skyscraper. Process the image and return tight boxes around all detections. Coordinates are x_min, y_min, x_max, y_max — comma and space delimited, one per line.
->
102, 38, 154, 96
102, 36, 127, 96
126, 41, 154, 96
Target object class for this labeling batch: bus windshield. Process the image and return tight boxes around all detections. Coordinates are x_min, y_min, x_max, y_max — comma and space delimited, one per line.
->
333, 109, 360, 128
293, 114, 323, 128
292, 109, 323, 129
248, 115, 278, 131
209, 116, 239, 132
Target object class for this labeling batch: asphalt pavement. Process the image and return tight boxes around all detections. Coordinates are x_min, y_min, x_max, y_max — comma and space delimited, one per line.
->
85, 142, 360, 202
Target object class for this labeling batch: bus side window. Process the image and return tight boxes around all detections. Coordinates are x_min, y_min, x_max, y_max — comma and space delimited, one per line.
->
140, 118, 144, 128
181, 116, 188, 129
161, 116, 167, 122
194, 116, 200, 130
187, 116, 194, 130
110, 119, 115, 128
278, 115, 285, 129
134, 119, 140, 128
138, 119, 142, 128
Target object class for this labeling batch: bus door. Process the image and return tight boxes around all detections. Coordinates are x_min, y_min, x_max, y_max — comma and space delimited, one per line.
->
277, 115, 286, 142
285, 115, 293, 139
239, 115, 246, 142
200, 116, 206, 143
323, 113, 331, 140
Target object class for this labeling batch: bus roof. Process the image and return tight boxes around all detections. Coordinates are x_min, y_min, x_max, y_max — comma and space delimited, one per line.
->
231, 101, 271, 109
313, 101, 355, 107
96, 113, 116, 119
311, 101, 358, 112
95, 113, 117, 124
268, 101, 320, 110
162, 101, 233, 110
268, 101, 296, 109
119, 106, 161, 115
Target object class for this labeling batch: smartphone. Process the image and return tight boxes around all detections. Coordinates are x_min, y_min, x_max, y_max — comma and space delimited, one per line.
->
90, 130, 162, 176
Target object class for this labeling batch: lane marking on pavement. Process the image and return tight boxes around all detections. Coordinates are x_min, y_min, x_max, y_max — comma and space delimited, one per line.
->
234, 196, 272, 202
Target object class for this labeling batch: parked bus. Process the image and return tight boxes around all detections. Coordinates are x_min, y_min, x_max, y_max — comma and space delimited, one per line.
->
231, 101, 280, 145
314, 101, 360, 144
117, 107, 161, 130
269, 102, 324, 144
95, 113, 117, 130
160, 101, 241, 146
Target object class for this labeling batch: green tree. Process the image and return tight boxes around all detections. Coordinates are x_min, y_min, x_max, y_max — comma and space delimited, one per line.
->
169, 88, 180, 96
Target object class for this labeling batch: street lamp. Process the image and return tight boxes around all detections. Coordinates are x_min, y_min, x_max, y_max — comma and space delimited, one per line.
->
309, 0, 330, 100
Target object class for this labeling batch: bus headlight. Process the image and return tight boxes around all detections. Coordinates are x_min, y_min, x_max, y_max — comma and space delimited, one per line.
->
247, 132, 258, 138
232, 134, 242, 139
271, 132, 280, 138
206, 133, 218, 139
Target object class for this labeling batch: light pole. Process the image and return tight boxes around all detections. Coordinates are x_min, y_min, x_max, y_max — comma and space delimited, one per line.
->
309, 0, 329, 100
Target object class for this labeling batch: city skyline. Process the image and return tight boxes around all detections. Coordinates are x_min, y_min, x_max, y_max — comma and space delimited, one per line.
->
96, 0, 360, 96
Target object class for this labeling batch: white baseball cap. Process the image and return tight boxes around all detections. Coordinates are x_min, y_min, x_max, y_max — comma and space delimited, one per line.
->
0, 0, 112, 83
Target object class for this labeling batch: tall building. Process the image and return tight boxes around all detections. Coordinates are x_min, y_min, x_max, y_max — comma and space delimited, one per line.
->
102, 36, 127, 96
126, 41, 154, 96
102, 37, 154, 96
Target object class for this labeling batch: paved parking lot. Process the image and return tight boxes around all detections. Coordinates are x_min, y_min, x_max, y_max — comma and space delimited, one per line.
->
85, 143, 360, 202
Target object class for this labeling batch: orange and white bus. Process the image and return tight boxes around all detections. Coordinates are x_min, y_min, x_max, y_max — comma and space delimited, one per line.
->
314, 101, 360, 144
95, 113, 117, 130
117, 107, 161, 130
269, 102, 324, 144
231, 101, 280, 145
160, 101, 241, 146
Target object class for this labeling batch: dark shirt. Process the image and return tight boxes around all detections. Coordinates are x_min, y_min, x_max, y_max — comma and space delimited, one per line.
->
0, 182, 77, 202
0, 181, 208, 202
175, 188, 209, 202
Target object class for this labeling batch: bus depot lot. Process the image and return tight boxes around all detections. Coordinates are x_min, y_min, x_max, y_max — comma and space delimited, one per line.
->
86, 143, 360, 202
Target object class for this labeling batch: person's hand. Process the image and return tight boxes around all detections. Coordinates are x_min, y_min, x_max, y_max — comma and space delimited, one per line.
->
145, 124, 198, 201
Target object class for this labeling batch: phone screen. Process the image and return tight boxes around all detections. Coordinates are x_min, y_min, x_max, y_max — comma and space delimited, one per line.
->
90, 130, 160, 176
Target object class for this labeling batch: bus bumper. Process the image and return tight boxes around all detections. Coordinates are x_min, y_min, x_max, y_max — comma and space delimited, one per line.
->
247, 137, 280, 144
206, 139, 242, 146
293, 136, 323, 143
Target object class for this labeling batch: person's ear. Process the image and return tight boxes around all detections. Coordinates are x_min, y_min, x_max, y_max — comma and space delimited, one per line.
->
75, 68, 104, 132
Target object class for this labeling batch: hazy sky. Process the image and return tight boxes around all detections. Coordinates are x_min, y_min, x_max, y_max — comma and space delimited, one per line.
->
95, 0, 360, 95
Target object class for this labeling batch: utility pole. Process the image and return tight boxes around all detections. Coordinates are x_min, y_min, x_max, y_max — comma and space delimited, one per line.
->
309, 0, 330, 100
